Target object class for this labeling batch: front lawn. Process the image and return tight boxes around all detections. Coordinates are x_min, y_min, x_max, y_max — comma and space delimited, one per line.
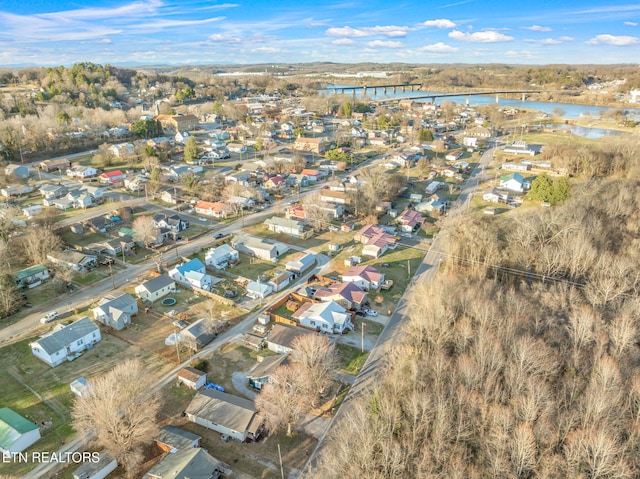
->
335, 343, 368, 375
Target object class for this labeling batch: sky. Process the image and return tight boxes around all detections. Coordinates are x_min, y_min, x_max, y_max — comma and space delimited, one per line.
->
0, 0, 639, 67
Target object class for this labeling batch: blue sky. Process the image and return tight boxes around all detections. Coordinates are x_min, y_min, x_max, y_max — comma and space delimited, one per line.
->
0, 0, 639, 66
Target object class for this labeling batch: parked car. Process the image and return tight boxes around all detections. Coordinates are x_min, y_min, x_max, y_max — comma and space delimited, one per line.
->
212, 233, 226, 239
355, 310, 367, 317
364, 308, 378, 317
40, 311, 59, 324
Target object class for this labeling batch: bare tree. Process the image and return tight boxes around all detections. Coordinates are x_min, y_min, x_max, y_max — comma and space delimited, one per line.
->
511, 422, 537, 478
255, 364, 313, 436
71, 359, 160, 478
20, 227, 61, 264
302, 192, 331, 232
290, 334, 338, 398
132, 215, 159, 247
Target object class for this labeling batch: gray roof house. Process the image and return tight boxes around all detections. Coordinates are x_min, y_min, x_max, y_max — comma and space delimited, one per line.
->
30, 317, 101, 367
181, 319, 216, 350
135, 275, 176, 303
144, 447, 222, 479
185, 389, 264, 442
231, 234, 289, 263
285, 253, 316, 275
92, 293, 138, 330
247, 353, 290, 390
72, 450, 117, 479
155, 426, 201, 453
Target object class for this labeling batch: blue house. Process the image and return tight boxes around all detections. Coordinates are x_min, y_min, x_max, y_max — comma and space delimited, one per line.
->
168, 258, 213, 291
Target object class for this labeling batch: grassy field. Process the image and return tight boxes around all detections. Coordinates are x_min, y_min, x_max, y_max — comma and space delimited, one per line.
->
335, 343, 368, 375
227, 252, 280, 281
0, 331, 137, 477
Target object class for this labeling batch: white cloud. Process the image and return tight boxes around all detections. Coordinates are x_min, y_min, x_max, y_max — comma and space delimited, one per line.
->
207, 33, 241, 43
525, 36, 574, 45
326, 26, 368, 37
36, 0, 163, 21
420, 42, 458, 52
448, 30, 515, 43
325, 25, 410, 38
97, 38, 112, 44
624, 21, 638, 26
522, 25, 552, 32
367, 40, 404, 48
586, 34, 640, 45
331, 38, 355, 45
251, 47, 285, 53
422, 19, 457, 29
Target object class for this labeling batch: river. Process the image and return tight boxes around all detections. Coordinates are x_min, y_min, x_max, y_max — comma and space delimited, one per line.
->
323, 84, 640, 138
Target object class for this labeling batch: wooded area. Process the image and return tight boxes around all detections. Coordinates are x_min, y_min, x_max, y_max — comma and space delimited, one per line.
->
312, 134, 640, 478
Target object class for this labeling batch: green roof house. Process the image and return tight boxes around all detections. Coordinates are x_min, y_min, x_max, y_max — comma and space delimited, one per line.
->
0, 407, 41, 454
13, 264, 50, 288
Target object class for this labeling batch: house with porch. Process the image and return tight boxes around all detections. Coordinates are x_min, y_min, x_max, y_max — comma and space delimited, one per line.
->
264, 217, 306, 238
341, 265, 384, 290
47, 250, 97, 272
168, 258, 212, 291
247, 354, 290, 390
292, 301, 353, 334
14, 264, 50, 289
153, 213, 189, 233
397, 209, 426, 233
205, 244, 239, 270
30, 317, 101, 367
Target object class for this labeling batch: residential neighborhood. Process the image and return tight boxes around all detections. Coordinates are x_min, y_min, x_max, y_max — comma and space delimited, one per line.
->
0, 56, 628, 479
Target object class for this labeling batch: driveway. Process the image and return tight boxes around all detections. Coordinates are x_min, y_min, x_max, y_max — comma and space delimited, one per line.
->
231, 370, 257, 400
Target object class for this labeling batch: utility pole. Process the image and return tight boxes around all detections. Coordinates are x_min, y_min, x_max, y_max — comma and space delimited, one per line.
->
361, 322, 366, 353
109, 262, 115, 289
278, 443, 285, 479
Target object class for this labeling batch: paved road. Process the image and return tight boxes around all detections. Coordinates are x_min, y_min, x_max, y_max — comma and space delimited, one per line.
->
302, 147, 495, 476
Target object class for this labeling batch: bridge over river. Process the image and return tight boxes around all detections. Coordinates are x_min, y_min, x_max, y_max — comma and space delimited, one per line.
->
320, 82, 573, 104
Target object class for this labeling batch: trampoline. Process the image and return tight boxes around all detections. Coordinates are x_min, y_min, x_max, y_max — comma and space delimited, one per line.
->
161, 297, 177, 306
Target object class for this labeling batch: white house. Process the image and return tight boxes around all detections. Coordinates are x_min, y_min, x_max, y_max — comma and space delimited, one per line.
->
268, 271, 292, 293
483, 188, 510, 204
135, 275, 176, 303
30, 317, 101, 367
499, 172, 530, 193
177, 367, 207, 390
285, 253, 316, 275
246, 281, 273, 299
185, 389, 263, 442
72, 450, 117, 479
292, 301, 353, 334
92, 293, 138, 330
168, 258, 212, 291
143, 448, 222, 479
231, 235, 288, 262
205, 244, 239, 270
263, 217, 305, 238
66, 165, 98, 179
341, 265, 384, 290
0, 408, 41, 454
